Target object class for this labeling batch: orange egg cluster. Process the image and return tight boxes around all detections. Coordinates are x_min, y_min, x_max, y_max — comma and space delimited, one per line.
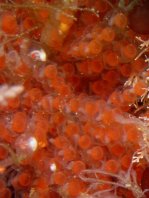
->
0, 0, 149, 197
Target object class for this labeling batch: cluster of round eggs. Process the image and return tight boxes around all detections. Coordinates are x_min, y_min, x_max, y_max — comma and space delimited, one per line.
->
0, 0, 149, 198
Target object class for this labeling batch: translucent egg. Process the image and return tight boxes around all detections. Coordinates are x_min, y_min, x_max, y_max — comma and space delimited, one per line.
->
50, 163, 57, 172
20, 39, 47, 66
29, 49, 46, 62
15, 134, 38, 156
